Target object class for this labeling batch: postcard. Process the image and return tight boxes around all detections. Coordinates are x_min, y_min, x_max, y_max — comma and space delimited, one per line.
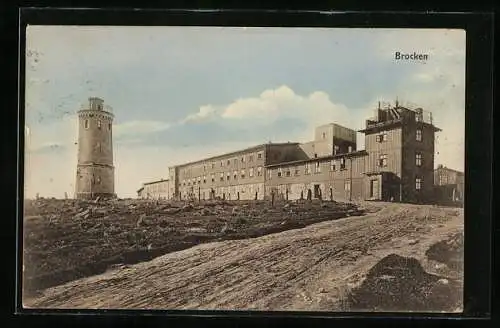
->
22, 25, 465, 312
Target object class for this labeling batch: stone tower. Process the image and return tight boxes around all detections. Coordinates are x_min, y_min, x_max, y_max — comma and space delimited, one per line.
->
75, 97, 116, 199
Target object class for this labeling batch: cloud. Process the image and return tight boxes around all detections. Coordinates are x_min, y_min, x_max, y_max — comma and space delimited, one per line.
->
113, 120, 172, 139
181, 105, 218, 123
182, 85, 356, 142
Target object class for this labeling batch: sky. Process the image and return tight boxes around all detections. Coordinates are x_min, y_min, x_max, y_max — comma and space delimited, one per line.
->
24, 26, 466, 199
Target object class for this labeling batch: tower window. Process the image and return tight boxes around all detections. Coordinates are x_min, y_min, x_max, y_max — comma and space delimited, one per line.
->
415, 152, 422, 166
84, 119, 89, 129
379, 154, 388, 167
416, 177, 422, 190
108, 123, 111, 130
97, 120, 102, 129
416, 129, 422, 141
376, 131, 388, 142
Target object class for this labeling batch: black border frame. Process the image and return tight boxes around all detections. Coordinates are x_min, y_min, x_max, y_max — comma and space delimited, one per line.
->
11, 7, 495, 325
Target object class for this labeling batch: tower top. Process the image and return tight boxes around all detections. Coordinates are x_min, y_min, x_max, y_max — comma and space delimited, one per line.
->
88, 97, 105, 111
78, 97, 113, 115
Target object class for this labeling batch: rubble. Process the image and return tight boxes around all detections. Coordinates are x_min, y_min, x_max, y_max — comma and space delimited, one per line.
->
22, 198, 362, 296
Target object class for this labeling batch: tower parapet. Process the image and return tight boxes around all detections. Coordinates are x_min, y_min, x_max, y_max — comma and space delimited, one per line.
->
75, 97, 116, 199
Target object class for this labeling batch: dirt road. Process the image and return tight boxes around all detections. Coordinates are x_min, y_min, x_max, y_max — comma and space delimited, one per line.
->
24, 203, 463, 311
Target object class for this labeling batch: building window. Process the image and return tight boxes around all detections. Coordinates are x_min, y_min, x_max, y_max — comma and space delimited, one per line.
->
379, 154, 388, 167
348, 146, 353, 153
96, 142, 102, 153
233, 170, 237, 180
249, 155, 254, 162
84, 119, 89, 129
416, 177, 422, 190
286, 170, 291, 177
211, 174, 215, 182
257, 166, 262, 176
315, 161, 321, 173
322, 132, 326, 139
416, 129, 422, 141
241, 156, 245, 163
334, 145, 339, 155
220, 173, 224, 181
344, 180, 351, 191
227, 160, 231, 165
258, 152, 262, 159
203, 176, 206, 183
294, 168, 300, 176
268, 170, 272, 179
227, 173, 230, 181
305, 163, 311, 174
376, 131, 388, 142
314, 153, 318, 158
203, 165, 206, 172
211, 163, 215, 169
96, 176, 101, 184
340, 158, 346, 170
330, 160, 336, 171
277, 168, 282, 177
220, 161, 223, 167
241, 170, 245, 179
249, 167, 254, 177
108, 123, 111, 130
416, 153, 422, 166
97, 120, 102, 129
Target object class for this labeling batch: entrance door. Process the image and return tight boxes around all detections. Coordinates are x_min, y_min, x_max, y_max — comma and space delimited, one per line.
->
314, 184, 321, 198
370, 179, 379, 199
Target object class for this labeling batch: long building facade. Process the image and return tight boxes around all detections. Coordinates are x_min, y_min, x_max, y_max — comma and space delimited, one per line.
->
144, 102, 441, 204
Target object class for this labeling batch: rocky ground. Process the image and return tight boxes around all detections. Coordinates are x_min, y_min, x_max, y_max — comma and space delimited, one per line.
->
22, 198, 363, 296
23, 200, 463, 312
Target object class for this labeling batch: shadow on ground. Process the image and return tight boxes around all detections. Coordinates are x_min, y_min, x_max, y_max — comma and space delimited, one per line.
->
346, 232, 464, 312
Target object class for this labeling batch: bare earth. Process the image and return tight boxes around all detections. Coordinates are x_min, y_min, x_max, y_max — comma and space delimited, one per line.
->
24, 202, 463, 312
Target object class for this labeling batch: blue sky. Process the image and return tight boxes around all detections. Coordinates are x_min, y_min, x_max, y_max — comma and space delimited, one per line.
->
24, 26, 465, 198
